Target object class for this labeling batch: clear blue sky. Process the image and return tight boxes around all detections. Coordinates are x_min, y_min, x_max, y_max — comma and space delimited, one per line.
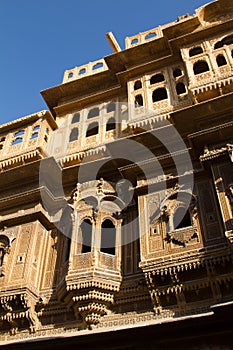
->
0, 0, 210, 124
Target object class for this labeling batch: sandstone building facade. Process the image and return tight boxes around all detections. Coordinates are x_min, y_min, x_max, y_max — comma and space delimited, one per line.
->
0, 0, 233, 348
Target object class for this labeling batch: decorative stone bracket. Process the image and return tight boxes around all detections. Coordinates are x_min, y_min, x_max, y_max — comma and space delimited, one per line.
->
0, 293, 41, 334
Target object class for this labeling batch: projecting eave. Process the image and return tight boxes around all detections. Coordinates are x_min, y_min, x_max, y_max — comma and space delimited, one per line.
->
105, 36, 170, 73
0, 110, 57, 133
41, 70, 120, 117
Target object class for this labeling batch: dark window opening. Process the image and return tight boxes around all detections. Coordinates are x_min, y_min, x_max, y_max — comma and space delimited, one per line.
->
216, 54, 227, 67
101, 219, 116, 255
72, 113, 80, 124
0, 248, 5, 267
193, 61, 210, 75
189, 47, 203, 57
173, 68, 182, 78
232, 50, 233, 58
33, 125, 40, 131
81, 219, 92, 253
88, 107, 99, 119
107, 102, 116, 113
106, 118, 116, 131
176, 82, 186, 95
68, 72, 73, 78
135, 94, 143, 107
134, 80, 142, 90
152, 88, 168, 102
86, 122, 99, 137
214, 35, 233, 49
150, 74, 165, 84
174, 207, 192, 230
69, 128, 79, 142
0, 137, 6, 142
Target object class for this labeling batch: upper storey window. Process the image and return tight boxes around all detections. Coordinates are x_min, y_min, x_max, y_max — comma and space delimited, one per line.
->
135, 94, 144, 107
193, 60, 210, 75
173, 68, 182, 78
134, 80, 142, 90
189, 46, 203, 57
69, 127, 79, 142
0, 136, 5, 151
107, 102, 116, 113
152, 88, 167, 102
150, 74, 165, 85
86, 122, 99, 137
12, 130, 25, 145
80, 219, 92, 253
176, 82, 186, 95
101, 219, 116, 255
72, 113, 80, 124
216, 54, 227, 67
106, 118, 116, 131
214, 35, 233, 49
173, 207, 192, 230
88, 107, 99, 119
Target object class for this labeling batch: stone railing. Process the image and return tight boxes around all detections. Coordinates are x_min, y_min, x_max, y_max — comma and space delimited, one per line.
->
98, 252, 117, 270
73, 252, 92, 269
125, 27, 162, 48
63, 58, 108, 83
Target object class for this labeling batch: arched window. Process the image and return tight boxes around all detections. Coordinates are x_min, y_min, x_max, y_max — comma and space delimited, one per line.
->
216, 54, 227, 67
135, 94, 143, 107
107, 102, 116, 113
173, 68, 182, 78
101, 219, 116, 255
150, 73, 165, 84
173, 207, 192, 230
193, 60, 210, 75
131, 38, 138, 45
14, 130, 24, 137
176, 82, 186, 95
106, 118, 116, 131
92, 62, 104, 70
189, 47, 203, 57
214, 35, 233, 49
72, 113, 80, 124
86, 122, 99, 137
33, 125, 40, 131
12, 137, 23, 145
12, 130, 24, 145
31, 132, 39, 139
78, 68, 86, 75
152, 88, 168, 102
69, 127, 79, 142
88, 107, 99, 119
222, 35, 233, 46
134, 80, 142, 90
145, 32, 156, 40
80, 219, 92, 253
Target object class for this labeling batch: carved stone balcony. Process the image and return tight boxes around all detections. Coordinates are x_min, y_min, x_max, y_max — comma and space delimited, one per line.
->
0, 111, 57, 172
